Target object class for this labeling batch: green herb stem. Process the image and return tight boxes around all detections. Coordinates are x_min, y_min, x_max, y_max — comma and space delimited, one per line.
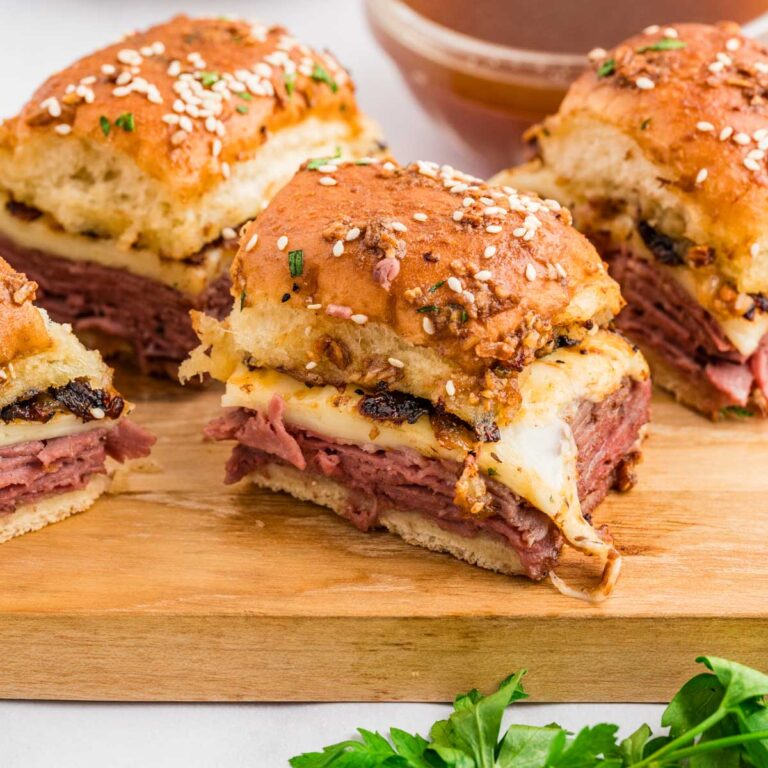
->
633, 709, 726, 767
661, 729, 768, 762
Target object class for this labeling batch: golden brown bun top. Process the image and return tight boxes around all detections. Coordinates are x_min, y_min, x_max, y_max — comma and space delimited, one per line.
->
557, 22, 768, 225
0, 15, 360, 196
0, 258, 50, 366
232, 160, 621, 375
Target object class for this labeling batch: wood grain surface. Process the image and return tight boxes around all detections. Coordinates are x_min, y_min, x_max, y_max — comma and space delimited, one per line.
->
1, 373, 767, 703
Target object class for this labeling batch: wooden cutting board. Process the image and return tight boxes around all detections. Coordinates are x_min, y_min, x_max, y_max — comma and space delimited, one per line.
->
1, 372, 767, 703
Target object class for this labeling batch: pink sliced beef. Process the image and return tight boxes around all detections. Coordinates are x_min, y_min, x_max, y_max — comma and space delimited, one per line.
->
609, 249, 768, 408
0, 420, 155, 514
205, 379, 651, 580
0, 232, 232, 376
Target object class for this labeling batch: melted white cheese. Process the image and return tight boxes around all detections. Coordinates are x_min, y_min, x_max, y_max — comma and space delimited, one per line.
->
0, 412, 113, 447
222, 331, 647, 589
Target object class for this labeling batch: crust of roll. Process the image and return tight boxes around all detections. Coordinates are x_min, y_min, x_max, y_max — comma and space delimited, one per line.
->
0, 15, 382, 261
249, 461, 527, 576
0, 474, 108, 544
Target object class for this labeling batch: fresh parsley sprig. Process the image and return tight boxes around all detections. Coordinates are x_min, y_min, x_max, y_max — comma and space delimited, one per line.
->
290, 656, 768, 767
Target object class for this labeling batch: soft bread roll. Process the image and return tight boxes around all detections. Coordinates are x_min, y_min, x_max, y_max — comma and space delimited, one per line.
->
250, 462, 526, 575
494, 21, 768, 296
0, 15, 382, 261
184, 160, 622, 427
0, 259, 50, 366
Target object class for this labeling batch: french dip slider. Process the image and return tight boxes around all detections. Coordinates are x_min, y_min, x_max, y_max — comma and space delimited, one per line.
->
0, 15, 381, 377
494, 23, 768, 418
0, 258, 154, 543
182, 160, 651, 601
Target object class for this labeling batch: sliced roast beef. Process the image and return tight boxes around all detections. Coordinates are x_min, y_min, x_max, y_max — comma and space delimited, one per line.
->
205, 378, 650, 580
0, 419, 155, 514
0, 233, 232, 376
608, 249, 768, 408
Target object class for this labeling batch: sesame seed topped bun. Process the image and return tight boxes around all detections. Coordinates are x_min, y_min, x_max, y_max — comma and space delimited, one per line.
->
0, 15, 381, 260
501, 21, 768, 295
184, 159, 623, 427
0, 258, 50, 366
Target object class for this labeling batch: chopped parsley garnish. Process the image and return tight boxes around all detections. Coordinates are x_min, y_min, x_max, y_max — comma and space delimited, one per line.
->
486, 467, 498, 476
428, 280, 445, 293
99, 116, 111, 137
200, 71, 220, 88
637, 38, 688, 53
284, 72, 296, 96
288, 249, 304, 278
449, 303, 468, 323
236, 104, 249, 114
721, 405, 753, 418
417, 305, 439, 313
238, 91, 253, 101
239, 290, 247, 311
597, 58, 616, 78
311, 63, 338, 92
307, 147, 342, 170
641, 117, 652, 130
114, 113, 135, 132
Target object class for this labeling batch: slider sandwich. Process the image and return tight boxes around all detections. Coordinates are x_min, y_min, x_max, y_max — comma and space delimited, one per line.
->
0, 15, 381, 377
0, 258, 154, 543
494, 23, 768, 417
181, 160, 651, 600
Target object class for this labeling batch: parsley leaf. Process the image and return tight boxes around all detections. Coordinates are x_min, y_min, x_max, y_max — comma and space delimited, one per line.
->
99, 116, 111, 137
311, 63, 338, 92
238, 91, 253, 101
721, 405, 753, 418
288, 249, 304, 278
637, 39, 688, 53
307, 147, 342, 170
640, 118, 652, 130
236, 104, 249, 114
285, 72, 296, 96
200, 71, 220, 88
417, 305, 439, 314
239, 290, 247, 311
428, 280, 445, 293
597, 58, 616, 78
114, 112, 135, 132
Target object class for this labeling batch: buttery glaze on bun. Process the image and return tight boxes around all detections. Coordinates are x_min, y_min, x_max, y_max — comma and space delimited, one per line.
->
187, 159, 622, 428
0, 259, 49, 366
0, 15, 380, 261
494, 22, 768, 417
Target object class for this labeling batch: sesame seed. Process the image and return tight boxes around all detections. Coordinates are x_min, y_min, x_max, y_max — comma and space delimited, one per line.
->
307, 304, 322, 310
413, 212, 428, 222
212, 138, 222, 158
695, 168, 708, 184
480, 196, 495, 206
221, 162, 231, 179
748, 149, 765, 161
587, 47, 608, 61
717, 52, 733, 66
734, 132, 751, 145
382, 161, 396, 172
332, 240, 345, 257
319, 176, 337, 186
635, 77, 655, 90
222, 227, 237, 240
179, 115, 194, 133
555, 262, 567, 279
744, 157, 761, 172
719, 126, 734, 141
445, 380, 456, 397
316, 164, 338, 173
101, 64, 116, 75
751, 243, 761, 257
41, 97, 61, 118
305, 361, 317, 370
171, 129, 187, 145
525, 263, 537, 281
513, 227, 526, 238
696, 121, 715, 132
162, 113, 180, 124
277, 235, 289, 251
452, 211, 464, 222
474, 270, 492, 281
90, 407, 106, 420
391, 221, 407, 233
447, 276, 463, 293
463, 197, 474, 207
54, 124, 71, 136
351, 314, 368, 325
388, 357, 405, 369
663, 27, 678, 38
484, 245, 497, 259
346, 227, 361, 241
422, 316, 435, 335
245, 233, 259, 251
708, 61, 725, 74
486, 225, 503, 234
754, 129, 768, 142
483, 206, 507, 216
643, 24, 660, 34
726, 37, 741, 51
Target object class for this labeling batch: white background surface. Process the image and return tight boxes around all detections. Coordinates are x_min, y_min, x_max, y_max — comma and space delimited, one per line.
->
0, 2, 665, 766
